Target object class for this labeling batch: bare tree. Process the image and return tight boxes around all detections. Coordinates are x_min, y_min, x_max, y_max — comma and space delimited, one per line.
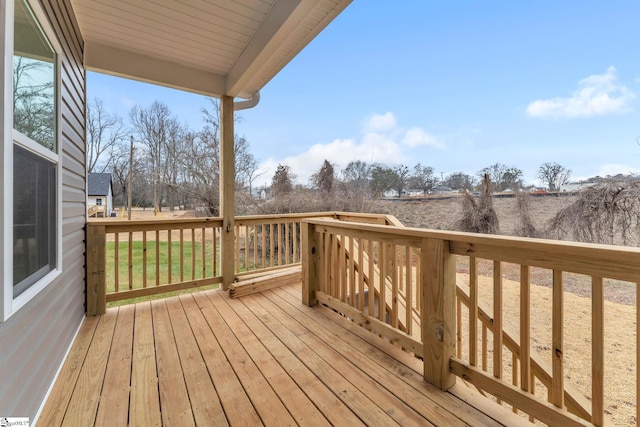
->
130, 101, 181, 213
444, 172, 475, 191
86, 98, 126, 173
477, 163, 523, 192
538, 162, 571, 192
311, 159, 335, 194
271, 164, 294, 198
458, 174, 500, 234
391, 165, 410, 197
410, 163, 437, 195
369, 164, 396, 199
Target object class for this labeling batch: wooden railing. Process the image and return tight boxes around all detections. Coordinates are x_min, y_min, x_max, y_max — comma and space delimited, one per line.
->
302, 217, 640, 426
87, 205, 107, 217
86, 212, 397, 315
86, 218, 224, 314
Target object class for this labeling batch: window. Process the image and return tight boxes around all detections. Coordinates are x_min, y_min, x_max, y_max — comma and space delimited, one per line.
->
96, 198, 102, 206
2, 0, 61, 318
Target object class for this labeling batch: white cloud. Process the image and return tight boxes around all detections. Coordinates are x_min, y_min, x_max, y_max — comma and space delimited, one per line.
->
366, 112, 397, 132
595, 163, 640, 177
526, 66, 635, 118
402, 127, 445, 149
254, 112, 448, 187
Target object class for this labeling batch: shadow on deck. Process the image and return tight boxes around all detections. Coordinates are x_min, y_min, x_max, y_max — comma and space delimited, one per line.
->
39, 283, 521, 426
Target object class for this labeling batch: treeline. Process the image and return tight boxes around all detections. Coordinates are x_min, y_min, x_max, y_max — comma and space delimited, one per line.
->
272, 159, 572, 198
89, 96, 572, 215
88, 98, 261, 215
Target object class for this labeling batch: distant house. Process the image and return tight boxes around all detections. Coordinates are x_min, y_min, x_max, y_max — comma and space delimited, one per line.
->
431, 185, 455, 195
87, 173, 114, 217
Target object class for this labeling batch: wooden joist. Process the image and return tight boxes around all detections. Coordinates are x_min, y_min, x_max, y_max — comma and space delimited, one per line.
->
228, 266, 302, 298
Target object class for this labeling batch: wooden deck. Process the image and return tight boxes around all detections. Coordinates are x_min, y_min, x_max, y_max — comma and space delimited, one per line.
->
39, 283, 521, 426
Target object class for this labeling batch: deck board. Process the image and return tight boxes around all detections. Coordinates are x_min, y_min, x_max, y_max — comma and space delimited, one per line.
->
95, 304, 134, 426
152, 299, 195, 426
39, 282, 517, 426
129, 301, 161, 427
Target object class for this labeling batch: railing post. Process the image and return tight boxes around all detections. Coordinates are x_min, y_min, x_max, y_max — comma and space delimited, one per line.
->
86, 223, 106, 316
302, 221, 320, 306
421, 237, 456, 390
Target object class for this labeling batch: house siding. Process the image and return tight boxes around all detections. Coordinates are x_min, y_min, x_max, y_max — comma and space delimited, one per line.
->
0, 0, 86, 421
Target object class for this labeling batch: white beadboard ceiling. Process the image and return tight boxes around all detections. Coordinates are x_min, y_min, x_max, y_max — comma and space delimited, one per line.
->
71, 0, 351, 99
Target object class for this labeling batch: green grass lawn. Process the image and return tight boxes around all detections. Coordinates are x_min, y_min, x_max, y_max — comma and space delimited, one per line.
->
106, 240, 219, 307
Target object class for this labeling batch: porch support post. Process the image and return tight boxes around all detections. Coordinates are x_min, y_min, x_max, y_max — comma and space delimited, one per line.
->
220, 95, 235, 290
421, 237, 456, 390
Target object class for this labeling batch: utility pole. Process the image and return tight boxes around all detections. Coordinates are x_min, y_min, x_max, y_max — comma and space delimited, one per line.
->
128, 135, 133, 220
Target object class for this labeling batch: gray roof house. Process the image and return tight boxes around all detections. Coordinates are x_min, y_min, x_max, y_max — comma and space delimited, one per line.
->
87, 173, 113, 217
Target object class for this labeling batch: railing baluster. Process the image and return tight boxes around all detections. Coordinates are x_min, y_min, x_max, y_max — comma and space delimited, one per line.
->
294, 221, 299, 263
512, 351, 519, 414
201, 227, 206, 278
358, 237, 365, 311
551, 269, 564, 408
252, 225, 257, 271
391, 244, 399, 328
481, 324, 487, 371
261, 224, 266, 269
179, 229, 184, 282
368, 239, 374, 317
155, 230, 160, 286
379, 241, 386, 322
191, 228, 196, 280
269, 223, 275, 268
339, 234, 346, 303
592, 276, 604, 426
168, 230, 172, 283
127, 232, 132, 290
244, 225, 249, 271
234, 224, 240, 272
114, 232, 120, 292
142, 231, 147, 288
285, 222, 291, 265
213, 227, 217, 276
405, 246, 412, 336
349, 236, 356, 308
469, 256, 478, 366
456, 297, 462, 359
493, 260, 503, 382
520, 265, 531, 395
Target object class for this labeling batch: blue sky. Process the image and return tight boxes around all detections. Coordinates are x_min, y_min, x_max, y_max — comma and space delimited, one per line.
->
88, 1, 640, 188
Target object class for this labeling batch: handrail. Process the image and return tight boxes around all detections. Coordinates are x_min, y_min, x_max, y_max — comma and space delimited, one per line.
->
301, 216, 636, 426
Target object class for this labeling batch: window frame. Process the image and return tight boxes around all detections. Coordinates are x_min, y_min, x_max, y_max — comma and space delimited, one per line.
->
1, 0, 63, 321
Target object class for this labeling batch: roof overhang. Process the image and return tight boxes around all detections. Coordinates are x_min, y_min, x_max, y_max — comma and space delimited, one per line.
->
71, 0, 352, 99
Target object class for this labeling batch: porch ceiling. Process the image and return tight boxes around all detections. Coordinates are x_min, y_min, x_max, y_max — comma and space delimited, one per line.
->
70, 0, 351, 99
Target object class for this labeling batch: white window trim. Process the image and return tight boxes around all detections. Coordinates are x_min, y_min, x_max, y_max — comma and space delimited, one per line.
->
1, 0, 63, 321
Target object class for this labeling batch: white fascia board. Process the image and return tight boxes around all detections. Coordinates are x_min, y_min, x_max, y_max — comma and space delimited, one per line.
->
84, 41, 227, 98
